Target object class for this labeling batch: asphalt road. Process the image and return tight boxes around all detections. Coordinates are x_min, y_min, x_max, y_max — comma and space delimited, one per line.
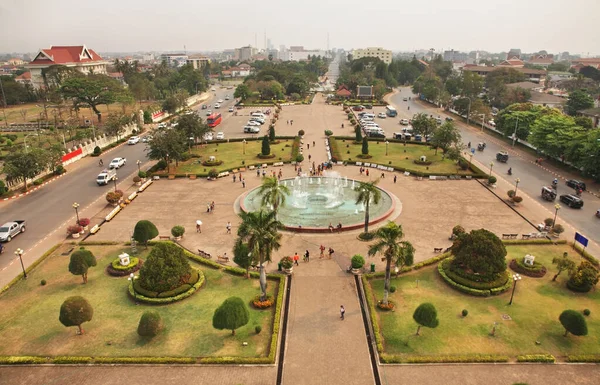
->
388, 87, 600, 245
0, 90, 230, 273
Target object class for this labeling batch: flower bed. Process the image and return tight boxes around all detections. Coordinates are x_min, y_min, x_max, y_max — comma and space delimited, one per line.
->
129, 267, 205, 304
252, 294, 274, 309
509, 258, 547, 278
106, 257, 143, 277
377, 300, 395, 311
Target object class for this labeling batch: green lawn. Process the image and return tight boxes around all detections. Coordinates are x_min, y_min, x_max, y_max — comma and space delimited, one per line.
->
0, 244, 278, 358
368, 244, 600, 358
331, 138, 474, 175
169, 139, 296, 175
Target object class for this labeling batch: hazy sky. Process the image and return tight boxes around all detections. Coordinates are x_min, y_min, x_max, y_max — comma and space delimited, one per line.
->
1, 0, 598, 56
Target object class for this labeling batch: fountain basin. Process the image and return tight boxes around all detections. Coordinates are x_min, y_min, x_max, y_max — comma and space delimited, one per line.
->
240, 175, 396, 233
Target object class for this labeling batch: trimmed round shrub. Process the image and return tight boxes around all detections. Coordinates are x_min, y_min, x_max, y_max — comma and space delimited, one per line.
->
552, 224, 565, 234
298, 129, 305, 136
92, 146, 102, 156
40, 279, 47, 286
295, 154, 304, 162
351, 254, 365, 269
208, 168, 218, 178
133, 220, 159, 246
462, 309, 469, 317
171, 225, 185, 238
138, 170, 147, 179
255, 325, 262, 334
358, 231, 375, 241
280, 256, 294, 269
213, 296, 250, 335
54, 164, 66, 175
389, 286, 397, 293
137, 311, 164, 337
138, 243, 192, 293
452, 225, 465, 236
544, 218, 554, 227
583, 309, 591, 316
59, 296, 93, 334
133, 176, 141, 183
512, 196, 523, 203
560, 309, 588, 337
451, 229, 507, 280
488, 176, 497, 184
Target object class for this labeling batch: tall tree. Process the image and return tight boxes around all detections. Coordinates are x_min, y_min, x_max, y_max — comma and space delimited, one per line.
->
258, 176, 290, 216
565, 89, 594, 116
177, 113, 210, 147
431, 121, 461, 156
354, 179, 382, 233
410, 113, 437, 140
368, 222, 415, 305
528, 114, 583, 158
147, 129, 188, 166
2, 149, 49, 191
552, 252, 576, 281
60, 74, 129, 121
237, 210, 284, 301
234, 84, 251, 101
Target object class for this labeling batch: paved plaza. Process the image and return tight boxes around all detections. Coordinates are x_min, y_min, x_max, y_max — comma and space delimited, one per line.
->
1, 94, 599, 385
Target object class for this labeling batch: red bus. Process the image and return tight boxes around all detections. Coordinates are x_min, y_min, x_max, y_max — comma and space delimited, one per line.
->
207, 113, 222, 128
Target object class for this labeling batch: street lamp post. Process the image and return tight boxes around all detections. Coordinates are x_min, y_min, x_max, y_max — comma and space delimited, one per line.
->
72, 202, 80, 225
512, 116, 519, 147
14, 248, 26, 279
385, 140, 389, 156
113, 176, 119, 192
489, 161, 494, 178
514, 178, 521, 197
136, 160, 141, 174
128, 273, 137, 304
508, 273, 522, 305
552, 204, 561, 228
479, 114, 485, 131
243, 139, 246, 155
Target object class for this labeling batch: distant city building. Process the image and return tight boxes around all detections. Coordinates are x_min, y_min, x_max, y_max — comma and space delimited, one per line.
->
443, 49, 468, 62
160, 53, 188, 67
235, 46, 258, 61
281, 46, 326, 62
7, 58, 25, 66
186, 54, 211, 70
351, 47, 392, 64
462, 65, 546, 84
26, 45, 107, 89
507, 48, 521, 60
498, 59, 525, 68
142, 53, 155, 63
570, 58, 600, 71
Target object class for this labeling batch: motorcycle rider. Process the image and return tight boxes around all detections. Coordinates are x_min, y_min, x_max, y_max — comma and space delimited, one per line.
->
507, 168, 512, 175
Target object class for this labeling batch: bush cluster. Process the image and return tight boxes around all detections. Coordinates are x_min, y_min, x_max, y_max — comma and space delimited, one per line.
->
106, 258, 143, 277
516, 354, 556, 363
509, 258, 547, 278
438, 260, 511, 297
361, 276, 384, 354
130, 268, 204, 304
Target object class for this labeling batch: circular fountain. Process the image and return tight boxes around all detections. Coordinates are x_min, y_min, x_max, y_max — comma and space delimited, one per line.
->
241, 172, 396, 232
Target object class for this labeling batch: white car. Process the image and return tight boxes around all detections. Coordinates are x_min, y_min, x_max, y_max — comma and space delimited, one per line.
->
206, 110, 212, 116
377, 113, 386, 118
244, 126, 260, 133
203, 132, 214, 141
488, 120, 496, 127
216, 132, 225, 140
127, 136, 140, 145
157, 123, 167, 129
214, 103, 221, 109
109, 157, 126, 169
225, 95, 230, 100
400, 119, 409, 125
211, 87, 216, 91
217, 99, 224, 103
228, 107, 234, 112
247, 120, 261, 126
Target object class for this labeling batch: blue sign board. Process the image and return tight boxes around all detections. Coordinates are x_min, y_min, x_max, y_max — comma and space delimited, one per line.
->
575, 232, 588, 247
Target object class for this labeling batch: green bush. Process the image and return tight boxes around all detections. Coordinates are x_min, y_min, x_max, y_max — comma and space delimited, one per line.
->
33, 179, 44, 186
583, 309, 591, 316
137, 311, 164, 337
171, 225, 185, 237
111, 257, 140, 271
59, 296, 93, 334
462, 309, 468, 317
389, 286, 396, 293
509, 258, 547, 278
0, 180, 7, 194
324, 130, 333, 136
138, 242, 191, 292
444, 260, 509, 290
92, 146, 102, 156
208, 168, 218, 178
380, 354, 510, 364
213, 297, 250, 335
437, 262, 491, 297
488, 176, 497, 184
133, 220, 159, 247
40, 279, 47, 286
130, 268, 204, 304
566, 354, 600, 363
157, 284, 192, 298
351, 254, 365, 269
451, 229, 507, 279
517, 354, 555, 363
560, 309, 588, 336
298, 129, 305, 136
138, 170, 147, 178
255, 325, 262, 334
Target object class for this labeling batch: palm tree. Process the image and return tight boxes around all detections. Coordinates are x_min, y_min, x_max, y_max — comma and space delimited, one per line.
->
368, 222, 415, 305
237, 210, 284, 301
258, 176, 290, 217
354, 179, 382, 233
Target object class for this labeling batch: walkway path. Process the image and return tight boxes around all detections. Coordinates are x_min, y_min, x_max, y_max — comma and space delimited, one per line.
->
280, 94, 375, 385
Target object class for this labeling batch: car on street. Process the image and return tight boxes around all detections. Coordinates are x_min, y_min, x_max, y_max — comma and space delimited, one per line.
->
216, 132, 225, 140
353, 105, 365, 111
142, 136, 150, 143
365, 104, 373, 109
560, 194, 584, 208
127, 136, 140, 145
244, 125, 260, 133
214, 103, 221, 109
566, 179, 586, 191
211, 87, 216, 91
445, 117, 453, 122
0, 221, 26, 242
400, 119, 409, 125
247, 120, 261, 126
225, 95, 230, 100
217, 99, 224, 103
228, 107, 234, 112
202, 104, 207, 109
157, 122, 167, 129
206, 110, 212, 116
203, 132, 214, 141
488, 120, 496, 127
403, 97, 408, 101
377, 113, 386, 118
97, 168, 117, 185
109, 157, 126, 169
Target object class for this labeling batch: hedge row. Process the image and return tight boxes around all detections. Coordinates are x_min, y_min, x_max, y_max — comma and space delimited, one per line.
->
501, 238, 564, 245
437, 260, 512, 297
0, 356, 198, 365
77, 241, 121, 246
290, 136, 301, 161
441, 259, 510, 291
268, 274, 286, 363
567, 354, 600, 363
361, 275, 384, 354
0, 243, 61, 296
572, 242, 599, 267
517, 354, 556, 363
328, 137, 344, 163
380, 354, 510, 364
364, 252, 452, 279
128, 267, 205, 304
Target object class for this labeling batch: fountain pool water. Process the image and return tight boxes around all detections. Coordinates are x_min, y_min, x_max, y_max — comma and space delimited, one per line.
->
241, 172, 395, 232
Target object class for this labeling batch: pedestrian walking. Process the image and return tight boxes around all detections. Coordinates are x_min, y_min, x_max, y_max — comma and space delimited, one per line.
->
210, 201, 215, 212
233, 174, 236, 182
308, 154, 312, 161
366, 169, 369, 177
287, 120, 289, 125
320, 244, 325, 258
303, 250, 310, 262
242, 179, 246, 188
340, 305, 345, 320
290, 120, 294, 126
226, 221, 231, 234
328, 247, 334, 259
393, 175, 397, 183
381, 172, 385, 179
262, 169, 266, 177
293, 252, 300, 266
257, 169, 260, 177
196, 220, 202, 233
307, 143, 310, 150
313, 141, 315, 147
207, 204, 211, 213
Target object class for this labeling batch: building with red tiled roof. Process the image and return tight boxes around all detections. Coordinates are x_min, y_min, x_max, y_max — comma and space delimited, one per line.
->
462, 66, 546, 84
15, 72, 32, 85
25, 45, 108, 88
498, 59, 525, 68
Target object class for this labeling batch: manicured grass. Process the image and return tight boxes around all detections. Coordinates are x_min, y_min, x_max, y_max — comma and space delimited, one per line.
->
0, 244, 277, 358
170, 139, 295, 174
331, 138, 473, 175
368, 244, 600, 358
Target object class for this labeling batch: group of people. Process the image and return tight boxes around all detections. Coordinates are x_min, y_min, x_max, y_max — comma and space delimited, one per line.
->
206, 201, 216, 213
359, 167, 369, 176
232, 173, 246, 187
328, 222, 343, 232
289, 245, 335, 266
286, 120, 294, 125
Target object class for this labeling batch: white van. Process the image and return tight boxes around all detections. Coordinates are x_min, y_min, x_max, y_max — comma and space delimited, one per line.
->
362, 113, 375, 119
251, 112, 266, 119
364, 127, 385, 135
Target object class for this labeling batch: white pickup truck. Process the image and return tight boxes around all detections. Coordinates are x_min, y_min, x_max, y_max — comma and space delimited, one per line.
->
109, 157, 126, 169
0, 220, 26, 242
97, 169, 117, 185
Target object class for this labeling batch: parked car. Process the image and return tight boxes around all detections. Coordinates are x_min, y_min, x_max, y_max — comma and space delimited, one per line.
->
366, 131, 385, 138
0, 221, 26, 242
217, 99, 224, 103
214, 103, 221, 109
353, 105, 365, 111
228, 107, 234, 112
202, 104, 207, 109
157, 123, 167, 129
216, 132, 225, 140
142, 136, 149, 143
244, 126, 260, 133
127, 136, 140, 145
560, 194, 584, 208
203, 132, 214, 141
364, 104, 373, 109
488, 120, 496, 127
97, 169, 117, 185
400, 119, 409, 125
445, 117, 453, 122
377, 113, 386, 118
403, 97, 408, 101
225, 95, 230, 100
247, 120, 261, 126
250, 117, 265, 124
109, 157, 126, 169
206, 110, 212, 116
566, 179, 586, 191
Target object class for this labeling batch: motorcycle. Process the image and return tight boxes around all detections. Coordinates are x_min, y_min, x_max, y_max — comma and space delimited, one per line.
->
507, 168, 512, 175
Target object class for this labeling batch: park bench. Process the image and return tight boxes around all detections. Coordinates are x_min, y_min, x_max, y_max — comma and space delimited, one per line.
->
433, 247, 443, 253
217, 255, 230, 264
197, 249, 211, 259
522, 234, 531, 240
159, 235, 170, 240
510, 234, 518, 239
502, 234, 511, 239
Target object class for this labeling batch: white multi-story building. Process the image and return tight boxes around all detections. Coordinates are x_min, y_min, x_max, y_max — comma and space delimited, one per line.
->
25, 45, 108, 89
281, 46, 326, 62
351, 47, 392, 64
160, 53, 188, 67
186, 54, 211, 70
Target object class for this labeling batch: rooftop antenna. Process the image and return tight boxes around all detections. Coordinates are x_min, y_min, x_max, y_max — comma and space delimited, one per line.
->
184, 45, 186, 54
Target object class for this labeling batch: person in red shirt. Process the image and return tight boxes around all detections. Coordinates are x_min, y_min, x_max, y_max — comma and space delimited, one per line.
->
319, 245, 325, 258
293, 252, 300, 266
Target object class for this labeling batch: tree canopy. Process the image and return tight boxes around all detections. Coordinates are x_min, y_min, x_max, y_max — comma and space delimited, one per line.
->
133, 220, 159, 247
138, 242, 191, 292
451, 229, 507, 278
413, 303, 439, 335
559, 310, 588, 337
212, 296, 250, 335
59, 296, 93, 335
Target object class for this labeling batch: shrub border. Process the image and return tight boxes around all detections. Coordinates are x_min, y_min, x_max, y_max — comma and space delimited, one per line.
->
0, 243, 61, 297
437, 259, 512, 297
380, 354, 510, 364
128, 267, 205, 304
517, 354, 556, 363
